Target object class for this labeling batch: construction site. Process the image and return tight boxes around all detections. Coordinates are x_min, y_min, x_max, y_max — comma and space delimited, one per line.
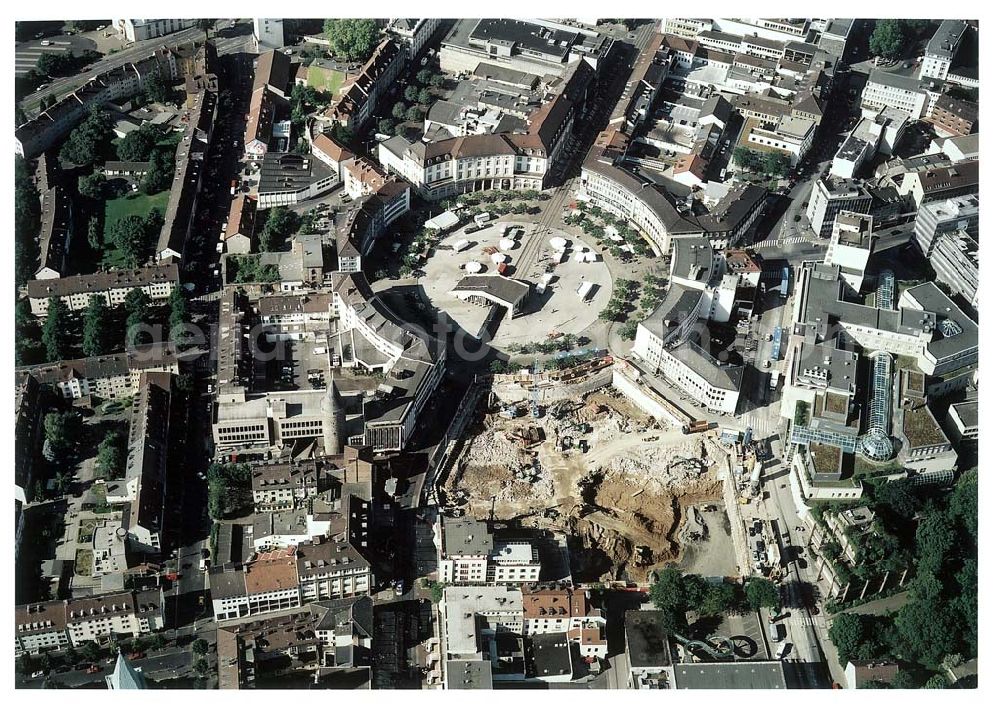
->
440, 384, 735, 583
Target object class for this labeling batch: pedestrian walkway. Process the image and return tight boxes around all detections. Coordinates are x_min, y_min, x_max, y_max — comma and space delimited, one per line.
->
751, 235, 812, 249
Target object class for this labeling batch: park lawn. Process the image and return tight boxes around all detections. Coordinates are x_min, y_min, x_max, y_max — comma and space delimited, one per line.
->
307, 65, 345, 95
99, 190, 169, 268
104, 190, 169, 239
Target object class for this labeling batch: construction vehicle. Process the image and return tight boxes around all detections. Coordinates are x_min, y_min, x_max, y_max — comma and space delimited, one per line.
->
682, 419, 712, 434
500, 404, 519, 419
578, 438, 589, 453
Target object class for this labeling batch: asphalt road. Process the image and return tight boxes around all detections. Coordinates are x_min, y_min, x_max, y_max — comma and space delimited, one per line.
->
19, 20, 246, 113
21, 25, 207, 111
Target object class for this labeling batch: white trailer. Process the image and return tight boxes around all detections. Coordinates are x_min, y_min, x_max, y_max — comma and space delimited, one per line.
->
451, 239, 472, 253
536, 273, 554, 294
576, 281, 595, 301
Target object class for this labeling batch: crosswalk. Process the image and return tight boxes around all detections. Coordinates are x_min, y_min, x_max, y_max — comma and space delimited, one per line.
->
751, 235, 814, 249
738, 408, 778, 440
784, 615, 829, 630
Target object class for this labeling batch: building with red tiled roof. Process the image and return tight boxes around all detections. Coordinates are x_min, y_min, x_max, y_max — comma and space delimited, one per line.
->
225, 195, 257, 254
16, 590, 165, 656
311, 131, 356, 180
324, 39, 406, 132
521, 584, 604, 636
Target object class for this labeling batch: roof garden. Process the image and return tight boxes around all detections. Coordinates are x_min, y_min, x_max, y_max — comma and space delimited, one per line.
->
903, 406, 948, 448
822, 392, 848, 417
809, 442, 844, 475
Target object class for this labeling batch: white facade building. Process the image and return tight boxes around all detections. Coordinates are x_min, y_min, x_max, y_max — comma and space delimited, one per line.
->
861, 71, 929, 121
919, 20, 967, 81
253, 18, 285, 50
113, 18, 197, 43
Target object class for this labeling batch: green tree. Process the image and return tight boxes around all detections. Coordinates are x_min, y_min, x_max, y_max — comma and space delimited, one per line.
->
96, 430, 126, 480
144, 67, 170, 103
82, 295, 113, 356
418, 88, 433, 106
44, 410, 81, 462
429, 74, 445, 88
168, 285, 190, 328
618, 319, 639, 340
829, 613, 867, 666
142, 148, 173, 194
207, 463, 253, 519
924, 674, 949, 689
15, 156, 42, 235
124, 288, 153, 346
258, 207, 300, 251
416, 68, 433, 85
744, 577, 780, 610
872, 478, 920, 524
949, 469, 977, 541
891, 669, 917, 689
914, 508, 955, 578
42, 298, 73, 361
193, 657, 210, 676
699, 582, 739, 617
323, 19, 379, 61
331, 124, 353, 145
108, 215, 150, 268
427, 581, 446, 604
378, 118, 396, 136
870, 20, 905, 61
391, 102, 407, 120
192, 638, 209, 655
731, 146, 762, 172
87, 215, 103, 251
59, 106, 112, 166
78, 170, 106, 199
117, 124, 161, 162
37, 51, 71, 77
404, 85, 419, 102
649, 568, 689, 636
15, 298, 44, 366
762, 151, 789, 178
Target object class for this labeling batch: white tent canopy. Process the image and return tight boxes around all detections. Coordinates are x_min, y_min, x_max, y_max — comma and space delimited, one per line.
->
463, 261, 483, 273
498, 239, 516, 251
549, 237, 569, 250
424, 210, 461, 232
490, 252, 507, 264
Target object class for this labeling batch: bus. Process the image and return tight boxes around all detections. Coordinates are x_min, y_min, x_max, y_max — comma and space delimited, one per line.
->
771, 327, 782, 361
780, 266, 790, 298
